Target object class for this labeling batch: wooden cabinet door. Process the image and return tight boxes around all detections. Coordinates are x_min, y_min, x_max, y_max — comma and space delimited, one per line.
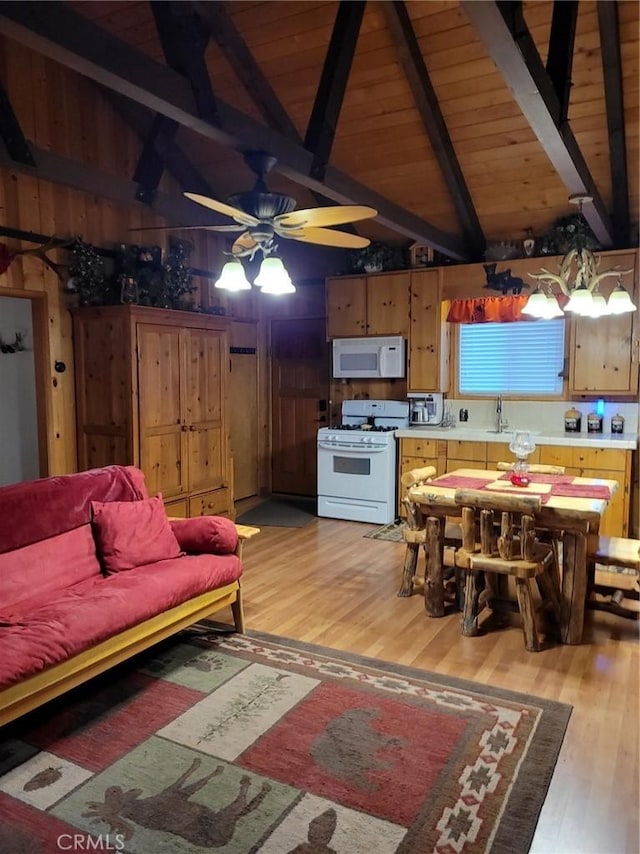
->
136, 323, 188, 499
366, 273, 410, 336
185, 327, 228, 496
326, 277, 366, 337
408, 269, 449, 391
570, 255, 638, 394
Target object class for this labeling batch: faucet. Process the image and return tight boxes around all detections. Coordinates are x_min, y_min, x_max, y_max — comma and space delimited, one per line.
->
496, 394, 507, 433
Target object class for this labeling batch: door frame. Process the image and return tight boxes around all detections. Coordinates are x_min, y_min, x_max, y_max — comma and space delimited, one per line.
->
0, 288, 52, 476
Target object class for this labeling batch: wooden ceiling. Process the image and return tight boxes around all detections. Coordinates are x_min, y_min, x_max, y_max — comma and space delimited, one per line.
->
0, 1, 638, 262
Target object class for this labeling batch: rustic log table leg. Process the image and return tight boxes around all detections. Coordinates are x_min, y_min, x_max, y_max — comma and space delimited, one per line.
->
425, 516, 445, 617
560, 530, 588, 644
398, 499, 425, 597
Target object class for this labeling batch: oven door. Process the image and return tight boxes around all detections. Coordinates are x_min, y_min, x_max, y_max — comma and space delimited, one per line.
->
317, 438, 397, 523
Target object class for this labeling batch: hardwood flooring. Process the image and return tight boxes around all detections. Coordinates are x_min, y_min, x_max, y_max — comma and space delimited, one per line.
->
234, 512, 639, 854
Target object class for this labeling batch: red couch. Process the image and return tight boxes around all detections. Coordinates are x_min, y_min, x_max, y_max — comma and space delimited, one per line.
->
0, 465, 248, 726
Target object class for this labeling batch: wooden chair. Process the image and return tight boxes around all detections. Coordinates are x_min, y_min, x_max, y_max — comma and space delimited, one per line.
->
452, 489, 562, 651
586, 535, 640, 620
496, 462, 566, 475
397, 466, 460, 603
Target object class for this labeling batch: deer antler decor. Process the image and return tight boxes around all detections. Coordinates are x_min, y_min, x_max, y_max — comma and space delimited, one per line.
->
0, 236, 70, 282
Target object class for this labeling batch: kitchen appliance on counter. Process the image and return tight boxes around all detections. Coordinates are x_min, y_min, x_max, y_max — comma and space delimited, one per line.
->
317, 399, 410, 524
408, 392, 444, 426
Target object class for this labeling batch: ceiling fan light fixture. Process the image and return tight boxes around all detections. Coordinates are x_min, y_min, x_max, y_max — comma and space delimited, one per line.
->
254, 256, 296, 294
214, 259, 251, 291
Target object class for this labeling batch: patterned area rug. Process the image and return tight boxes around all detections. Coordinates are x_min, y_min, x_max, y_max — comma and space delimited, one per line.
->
363, 521, 407, 542
0, 630, 571, 853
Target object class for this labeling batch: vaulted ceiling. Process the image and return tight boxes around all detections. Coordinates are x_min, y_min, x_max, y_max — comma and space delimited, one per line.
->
0, 0, 637, 263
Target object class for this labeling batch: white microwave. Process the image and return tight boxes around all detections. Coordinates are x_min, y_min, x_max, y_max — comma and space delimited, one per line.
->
332, 336, 405, 379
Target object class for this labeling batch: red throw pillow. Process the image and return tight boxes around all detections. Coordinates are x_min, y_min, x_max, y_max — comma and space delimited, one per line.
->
170, 516, 238, 555
91, 495, 182, 573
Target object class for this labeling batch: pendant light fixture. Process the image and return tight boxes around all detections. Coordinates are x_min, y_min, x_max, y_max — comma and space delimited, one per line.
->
523, 195, 635, 319
213, 245, 296, 295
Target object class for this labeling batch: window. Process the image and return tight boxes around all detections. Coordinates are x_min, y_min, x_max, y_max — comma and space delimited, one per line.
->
458, 320, 565, 395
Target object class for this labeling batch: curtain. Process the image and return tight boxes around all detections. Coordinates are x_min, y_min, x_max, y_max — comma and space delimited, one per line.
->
447, 295, 533, 323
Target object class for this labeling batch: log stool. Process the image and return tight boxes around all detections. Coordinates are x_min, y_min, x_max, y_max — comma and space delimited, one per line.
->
586, 536, 640, 620
397, 466, 460, 610
453, 489, 562, 651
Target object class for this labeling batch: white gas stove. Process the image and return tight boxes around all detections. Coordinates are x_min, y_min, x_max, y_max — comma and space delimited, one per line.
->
317, 400, 409, 524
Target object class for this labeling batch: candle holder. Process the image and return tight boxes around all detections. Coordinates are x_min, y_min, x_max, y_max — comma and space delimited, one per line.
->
508, 431, 536, 487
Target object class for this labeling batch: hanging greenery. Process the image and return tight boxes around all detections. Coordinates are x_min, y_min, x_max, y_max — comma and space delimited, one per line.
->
538, 213, 601, 256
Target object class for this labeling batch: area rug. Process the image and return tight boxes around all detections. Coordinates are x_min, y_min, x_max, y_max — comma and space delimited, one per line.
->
236, 496, 316, 527
0, 630, 571, 853
364, 521, 407, 541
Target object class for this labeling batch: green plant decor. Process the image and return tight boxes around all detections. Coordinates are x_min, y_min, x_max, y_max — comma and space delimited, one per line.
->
67, 238, 111, 306
162, 240, 197, 310
538, 213, 601, 256
351, 241, 406, 273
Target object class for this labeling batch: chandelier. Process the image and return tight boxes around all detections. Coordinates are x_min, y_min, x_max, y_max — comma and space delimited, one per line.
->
522, 195, 635, 319
213, 240, 295, 295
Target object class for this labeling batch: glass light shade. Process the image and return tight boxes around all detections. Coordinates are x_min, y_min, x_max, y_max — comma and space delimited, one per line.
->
545, 293, 564, 318
607, 284, 637, 314
214, 260, 251, 291
584, 292, 610, 318
564, 284, 593, 314
521, 287, 551, 318
254, 257, 296, 294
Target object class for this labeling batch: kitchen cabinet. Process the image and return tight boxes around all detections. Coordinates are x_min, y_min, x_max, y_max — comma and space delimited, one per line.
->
570, 252, 638, 395
325, 272, 409, 338
398, 437, 446, 515
445, 439, 487, 472
73, 306, 233, 519
408, 269, 450, 392
539, 445, 631, 536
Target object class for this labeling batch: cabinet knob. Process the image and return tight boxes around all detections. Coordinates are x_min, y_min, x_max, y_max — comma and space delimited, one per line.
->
181, 425, 188, 432
189, 425, 197, 431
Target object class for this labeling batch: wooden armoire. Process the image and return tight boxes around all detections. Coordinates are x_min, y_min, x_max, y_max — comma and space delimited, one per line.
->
72, 306, 234, 519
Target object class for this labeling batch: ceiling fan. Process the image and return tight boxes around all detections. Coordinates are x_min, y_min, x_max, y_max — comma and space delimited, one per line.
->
134, 151, 377, 258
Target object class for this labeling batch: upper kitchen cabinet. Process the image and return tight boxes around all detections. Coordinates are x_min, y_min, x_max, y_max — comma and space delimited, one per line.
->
569, 251, 639, 396
408, 269, 449, 392
325, 273, 409, 339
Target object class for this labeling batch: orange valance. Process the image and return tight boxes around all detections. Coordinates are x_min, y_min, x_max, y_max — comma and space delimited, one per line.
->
447, 295, 534, 323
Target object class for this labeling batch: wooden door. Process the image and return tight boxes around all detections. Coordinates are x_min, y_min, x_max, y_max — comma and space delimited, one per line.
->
185, 327, 227, 495
229, 321, 259, 500
136, 323, 187, 499
326, 277, 366, 337
366, 272, 410, 335
271, 317, 329, 496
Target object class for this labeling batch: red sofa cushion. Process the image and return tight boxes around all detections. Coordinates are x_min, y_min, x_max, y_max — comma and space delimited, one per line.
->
0, 525, 102, 611
170, 516, 238, 555
0, 553, 242, 689
91, 495, 182, 573
0, 466, 148, 554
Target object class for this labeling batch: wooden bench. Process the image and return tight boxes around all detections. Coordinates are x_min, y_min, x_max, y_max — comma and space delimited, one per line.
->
586, 535, 640, 620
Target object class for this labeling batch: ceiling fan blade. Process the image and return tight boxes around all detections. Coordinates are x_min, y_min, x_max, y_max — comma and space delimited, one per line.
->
128, 224, 245, 233
184, 192, 259, 226
275, 205, 377, 229
231, 232, 260, 256
281, 227, 371, 249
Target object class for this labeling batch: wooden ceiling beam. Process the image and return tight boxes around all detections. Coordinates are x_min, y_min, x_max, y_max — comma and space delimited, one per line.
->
546, 0, 578, 123
132, 114, 180, 204
192, 0, 299, 141
0, 0, 466, 258
0, 136, 225, 227
597, 0, 630, 246
0, 79, 36, 166
383, 1, 485, 259
462, 0, 614, 246
304, 1, 366, 182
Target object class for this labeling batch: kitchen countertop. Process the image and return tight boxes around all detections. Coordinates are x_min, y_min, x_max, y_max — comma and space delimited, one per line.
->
395, 426, 638, 450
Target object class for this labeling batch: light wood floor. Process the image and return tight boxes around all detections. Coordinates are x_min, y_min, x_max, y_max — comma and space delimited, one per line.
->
233, 511, 639, 854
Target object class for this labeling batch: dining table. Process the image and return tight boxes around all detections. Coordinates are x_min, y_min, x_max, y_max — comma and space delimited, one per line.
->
406, 467, 619, 644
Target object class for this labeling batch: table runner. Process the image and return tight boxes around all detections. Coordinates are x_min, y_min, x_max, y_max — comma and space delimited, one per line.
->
425, 474, 612, 504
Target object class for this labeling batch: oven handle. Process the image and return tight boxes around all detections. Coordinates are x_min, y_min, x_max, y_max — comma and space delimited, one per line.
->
317, 441, 388, 453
